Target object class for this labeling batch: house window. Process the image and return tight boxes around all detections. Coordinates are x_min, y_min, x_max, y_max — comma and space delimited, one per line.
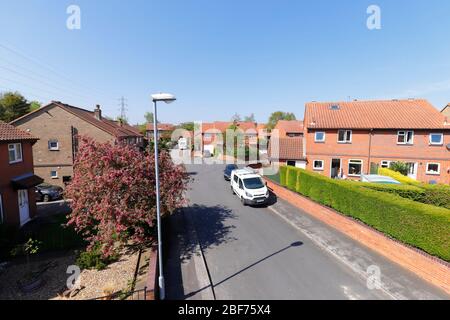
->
313, 160, 324, 171
48, 139, 59, 151
429, 133, 443, 145
338, 130, 352, 143
315, 132, 325, 142
287, 160, 296, 167
204, 133, 213, 140
287, 133, 302, 137
397, 131, 414, 145
426, 163, 440, 175
8, 143, 23, 164
380, 160, 391, 168
348, 159, 363, 176
50, 170, 58, 179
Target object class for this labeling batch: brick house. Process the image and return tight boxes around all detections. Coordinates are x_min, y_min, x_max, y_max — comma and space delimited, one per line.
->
442, 104, 450, 118
146, 123, 175, 140
268, 137, 306, 168
0, 121, 43, 226
10, 101, 144, 187
273, 120, 304, 137
304, 99, 450, 184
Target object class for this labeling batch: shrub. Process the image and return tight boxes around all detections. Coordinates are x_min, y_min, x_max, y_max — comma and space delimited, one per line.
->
378, 168, 422, 186
389, 161, 409, 176
279, 166, 287, 187
76, 243, 119, 270
421, 185, 450, 210
286, 167, 299, 191
280, 166, 450, 261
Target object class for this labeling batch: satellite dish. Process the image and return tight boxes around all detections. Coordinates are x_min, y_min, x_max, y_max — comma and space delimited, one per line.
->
447, 143, 450, 151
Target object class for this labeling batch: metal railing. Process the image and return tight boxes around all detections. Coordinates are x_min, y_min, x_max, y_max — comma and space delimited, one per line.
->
90, 286, 148, 300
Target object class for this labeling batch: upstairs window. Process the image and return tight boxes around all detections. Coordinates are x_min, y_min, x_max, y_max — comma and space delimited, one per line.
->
8, 143, 23, 164
315, 132, 325, 142
429, 133, 443, 145
397, 131, 414, 145
50, 170, 58, 179
48, 139, 59, 151
287, 133, 302, 137
338, 130, 352, 143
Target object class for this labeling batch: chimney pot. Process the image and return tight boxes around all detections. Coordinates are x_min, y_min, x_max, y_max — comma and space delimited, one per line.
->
94, 105, 102, 120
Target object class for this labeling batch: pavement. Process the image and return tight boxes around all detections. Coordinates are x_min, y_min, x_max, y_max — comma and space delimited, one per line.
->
164, 162, 450, 300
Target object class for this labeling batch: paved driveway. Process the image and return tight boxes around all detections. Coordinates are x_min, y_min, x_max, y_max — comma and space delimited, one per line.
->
164, 163, 449, 300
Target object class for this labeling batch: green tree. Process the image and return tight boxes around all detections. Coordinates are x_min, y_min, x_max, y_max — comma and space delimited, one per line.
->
244, 113, 256, 122
29, 101, 41, 112
144, 112, 154, 123
179, 122, 194, 132
0, 92, 30, 122
267, 111, 296, 131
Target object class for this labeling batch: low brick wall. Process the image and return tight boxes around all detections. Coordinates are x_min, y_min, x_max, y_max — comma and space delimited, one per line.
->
265, 179, 450, 295
145, 246, 158, 300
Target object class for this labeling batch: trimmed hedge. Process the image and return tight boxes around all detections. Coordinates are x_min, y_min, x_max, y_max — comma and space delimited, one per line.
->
279, 166, 450, 261
279, 166, 287, 186
286, 167, 298, 191
377, 168, 450, 209
378, 168, 422, 186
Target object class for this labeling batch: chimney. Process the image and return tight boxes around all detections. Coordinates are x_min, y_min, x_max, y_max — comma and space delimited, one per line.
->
94, 104, 102, 120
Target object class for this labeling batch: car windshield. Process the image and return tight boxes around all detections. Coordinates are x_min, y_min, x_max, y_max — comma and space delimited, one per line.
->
243, 177, 265, 189
226, 165, 237, 171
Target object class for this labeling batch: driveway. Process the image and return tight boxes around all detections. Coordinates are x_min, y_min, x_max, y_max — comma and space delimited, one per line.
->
164, 163, 449, 300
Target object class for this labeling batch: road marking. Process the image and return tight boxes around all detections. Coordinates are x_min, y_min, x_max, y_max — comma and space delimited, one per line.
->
267, 205, 401, 300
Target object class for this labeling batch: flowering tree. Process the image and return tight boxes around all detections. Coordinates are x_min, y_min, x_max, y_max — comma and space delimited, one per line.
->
65, 137, 189, 258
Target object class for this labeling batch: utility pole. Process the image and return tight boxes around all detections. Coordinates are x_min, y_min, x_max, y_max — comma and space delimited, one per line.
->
118, 96, 128, 121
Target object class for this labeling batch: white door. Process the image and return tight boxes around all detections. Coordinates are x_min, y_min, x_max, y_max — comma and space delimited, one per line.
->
18, 189, 30, 226
407, 162, 418, 180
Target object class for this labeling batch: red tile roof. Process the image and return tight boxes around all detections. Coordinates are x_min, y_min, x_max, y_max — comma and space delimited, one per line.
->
11, 101, 143, 138
268, 137, 304, 160
305, 99, 449, 129
201, 121, 257, 133
274, 120, 304, 133
146, 123, 176, 131
0, 120, 38, 142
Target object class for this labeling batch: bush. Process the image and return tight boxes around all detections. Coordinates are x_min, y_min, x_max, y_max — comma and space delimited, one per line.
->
378, 168, 422, 186
279, 166, 287, 186
389, 161, 409, 176
76, 244, 119, 270
358, 183, 426, 202
421, 185, 450, 210
286, 167, 299, 191
281, 166, 450, 261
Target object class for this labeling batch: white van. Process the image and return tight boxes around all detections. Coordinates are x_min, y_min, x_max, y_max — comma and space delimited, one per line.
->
178, 137, 188, 150
230, 169, 270, 206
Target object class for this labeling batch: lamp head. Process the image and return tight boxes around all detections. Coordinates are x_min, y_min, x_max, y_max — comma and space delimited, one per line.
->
152, 93, 176, 104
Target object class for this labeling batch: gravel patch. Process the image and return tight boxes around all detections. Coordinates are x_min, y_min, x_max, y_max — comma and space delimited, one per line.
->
0, 249, 139, 300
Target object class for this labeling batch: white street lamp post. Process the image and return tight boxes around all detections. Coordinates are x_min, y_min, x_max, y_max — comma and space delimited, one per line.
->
151, 92, 176, 300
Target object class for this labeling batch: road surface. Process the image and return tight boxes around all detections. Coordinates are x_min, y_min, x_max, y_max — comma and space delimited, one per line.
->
164, 162, 449, 300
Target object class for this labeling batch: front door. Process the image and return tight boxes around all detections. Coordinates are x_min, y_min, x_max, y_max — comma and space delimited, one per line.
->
18, 189, 30, 226
406, 162, 418, 180
331, 159, 341, 178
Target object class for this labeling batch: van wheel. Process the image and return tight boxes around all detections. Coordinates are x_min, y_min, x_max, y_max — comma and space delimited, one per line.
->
241, 197, 247, 206
231, 186, 235, 194
43, 195, 50, 202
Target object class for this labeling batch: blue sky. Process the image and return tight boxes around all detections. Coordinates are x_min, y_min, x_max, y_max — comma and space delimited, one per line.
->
0, 0, 449, 125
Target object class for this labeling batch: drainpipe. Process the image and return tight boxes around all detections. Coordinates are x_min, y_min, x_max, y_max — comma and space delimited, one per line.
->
367, 129, 373, 174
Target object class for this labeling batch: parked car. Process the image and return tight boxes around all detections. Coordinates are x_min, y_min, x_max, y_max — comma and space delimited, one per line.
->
178, 137, 188, 150
223, 164, 238, 180
230, 169, 269, 206
35, 183, 64, 202
360, 174, 401, 184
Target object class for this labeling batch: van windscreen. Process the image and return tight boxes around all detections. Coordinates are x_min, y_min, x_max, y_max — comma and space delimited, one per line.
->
243, 177, 264, 189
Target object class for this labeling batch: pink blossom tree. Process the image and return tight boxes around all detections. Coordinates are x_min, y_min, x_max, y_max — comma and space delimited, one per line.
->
65, 137, 189, 258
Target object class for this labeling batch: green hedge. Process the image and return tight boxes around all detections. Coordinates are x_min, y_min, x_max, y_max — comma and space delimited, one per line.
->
286, 167, 298, 191
378, 168, 422, 186
279, 166, 450, 261
279, 166, 287, 186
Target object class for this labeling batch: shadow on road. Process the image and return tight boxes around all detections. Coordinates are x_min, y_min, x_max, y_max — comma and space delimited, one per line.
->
164, 204, 237, 300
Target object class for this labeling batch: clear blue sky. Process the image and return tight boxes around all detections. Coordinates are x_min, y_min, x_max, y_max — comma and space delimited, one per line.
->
0, 0, 449, 125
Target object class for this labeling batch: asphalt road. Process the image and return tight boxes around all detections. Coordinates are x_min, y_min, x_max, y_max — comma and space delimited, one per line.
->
165, 162, 449, 300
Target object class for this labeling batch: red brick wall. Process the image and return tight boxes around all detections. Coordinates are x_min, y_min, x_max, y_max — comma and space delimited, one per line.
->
305, 129, 450, 184
0, 141, 37, 225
